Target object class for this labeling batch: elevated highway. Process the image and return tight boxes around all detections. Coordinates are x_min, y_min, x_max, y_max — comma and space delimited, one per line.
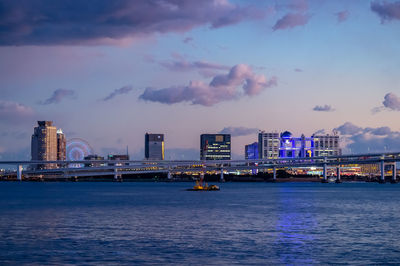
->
1, 152, 399, 183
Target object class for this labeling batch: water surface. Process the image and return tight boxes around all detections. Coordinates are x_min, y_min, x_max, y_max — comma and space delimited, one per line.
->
0, 182, 399, 265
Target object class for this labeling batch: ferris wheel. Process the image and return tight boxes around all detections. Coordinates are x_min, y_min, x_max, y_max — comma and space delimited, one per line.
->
66, 138, 94, 167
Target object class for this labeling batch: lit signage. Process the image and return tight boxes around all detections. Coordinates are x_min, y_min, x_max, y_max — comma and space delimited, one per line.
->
215, 135, 223, 142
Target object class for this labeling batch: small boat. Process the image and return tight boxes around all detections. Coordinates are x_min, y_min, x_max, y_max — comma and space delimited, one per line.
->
186, 180, 220, 191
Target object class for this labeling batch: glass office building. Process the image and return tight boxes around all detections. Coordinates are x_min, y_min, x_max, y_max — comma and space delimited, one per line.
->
200, 134, 231, 160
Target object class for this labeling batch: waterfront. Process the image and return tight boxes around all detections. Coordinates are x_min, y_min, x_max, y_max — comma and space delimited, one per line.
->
1, 182, 400, 265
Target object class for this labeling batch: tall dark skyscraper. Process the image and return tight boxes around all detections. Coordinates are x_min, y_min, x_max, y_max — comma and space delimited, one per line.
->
31, 121, 58, 169
200, 134, 231, 160
145, 133, 164, 160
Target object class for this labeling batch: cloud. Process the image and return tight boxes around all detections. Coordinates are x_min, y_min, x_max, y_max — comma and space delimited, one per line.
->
335, 122, 394, 137
346, 131, 400, 154
364, 126, 392, 136
294, 68, 303, 72
313, 104, 334, 112
0, 0, 269, 46
371, 1, 400, 23
344, 125, 400, 153
0, 100, 35, 124
160, 58, 230, 72
210, 4, 266, 29
219, 127, 259, 137
210, 64, 277, 96
336, 10, 349, 23
323, 122, 400, 154
371, 106, 384, 114
373, 93, 400, 113
272, 13, 310, 31
40, 89, 76, 105
102, 86, 133, 101
159, 53, 231, 77
334, 122, 363, 135
382, 92, 400, 111
139, 64, 277, 106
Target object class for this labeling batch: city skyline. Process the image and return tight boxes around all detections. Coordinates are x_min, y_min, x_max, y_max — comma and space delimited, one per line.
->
1, 0, 400, 160
27, 120, 343, 162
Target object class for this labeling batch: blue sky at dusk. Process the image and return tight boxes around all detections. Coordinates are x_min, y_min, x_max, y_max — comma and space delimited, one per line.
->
1, 0, 400, 160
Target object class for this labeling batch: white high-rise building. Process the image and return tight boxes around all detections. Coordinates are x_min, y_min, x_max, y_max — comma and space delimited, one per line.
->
258, 132, 280, 159
312, 134, 341, 157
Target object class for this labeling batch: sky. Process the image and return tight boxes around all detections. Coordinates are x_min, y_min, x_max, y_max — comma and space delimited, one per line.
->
1, 0, 400, 160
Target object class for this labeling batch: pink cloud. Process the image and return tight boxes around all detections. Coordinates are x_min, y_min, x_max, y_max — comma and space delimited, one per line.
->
140, 64, 277, 106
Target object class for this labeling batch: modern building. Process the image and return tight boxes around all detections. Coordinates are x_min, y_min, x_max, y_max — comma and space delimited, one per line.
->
257, 130, 341, 159
245, 142, 258, 160
108, 154, 130, 166
145, 133, 164, 160
245, 142, 258, 174
56, 129, 66, 161
258, 132, 280, 159
200, 134, 231, 160
84, 155, 105, 167
279, 132, 314, 158
31, 121, 58, 169
312, 134, 341, 157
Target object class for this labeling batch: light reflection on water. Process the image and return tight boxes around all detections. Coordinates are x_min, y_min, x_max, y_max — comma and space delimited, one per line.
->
1, 182, 400, 265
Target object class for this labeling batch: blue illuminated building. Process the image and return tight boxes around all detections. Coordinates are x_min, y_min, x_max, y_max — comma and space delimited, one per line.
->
245, 142, 258, 160
279, 131, 314, 158
257, 130, 340, 159
255, 131, 341, 160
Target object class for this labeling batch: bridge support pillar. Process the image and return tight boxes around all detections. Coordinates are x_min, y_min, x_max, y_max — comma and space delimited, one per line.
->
322, 163, 327, 182
114, 168, 122, 182
17, 165, 22, 181
380, 160, 385, 183
336, 167, 341, 183
273, 167, 277, 182
220, 169, 224, 182
392, 164, 397, 183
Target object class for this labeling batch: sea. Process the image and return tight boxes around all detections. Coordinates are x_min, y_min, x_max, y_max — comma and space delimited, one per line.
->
0, 182, 400, 265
